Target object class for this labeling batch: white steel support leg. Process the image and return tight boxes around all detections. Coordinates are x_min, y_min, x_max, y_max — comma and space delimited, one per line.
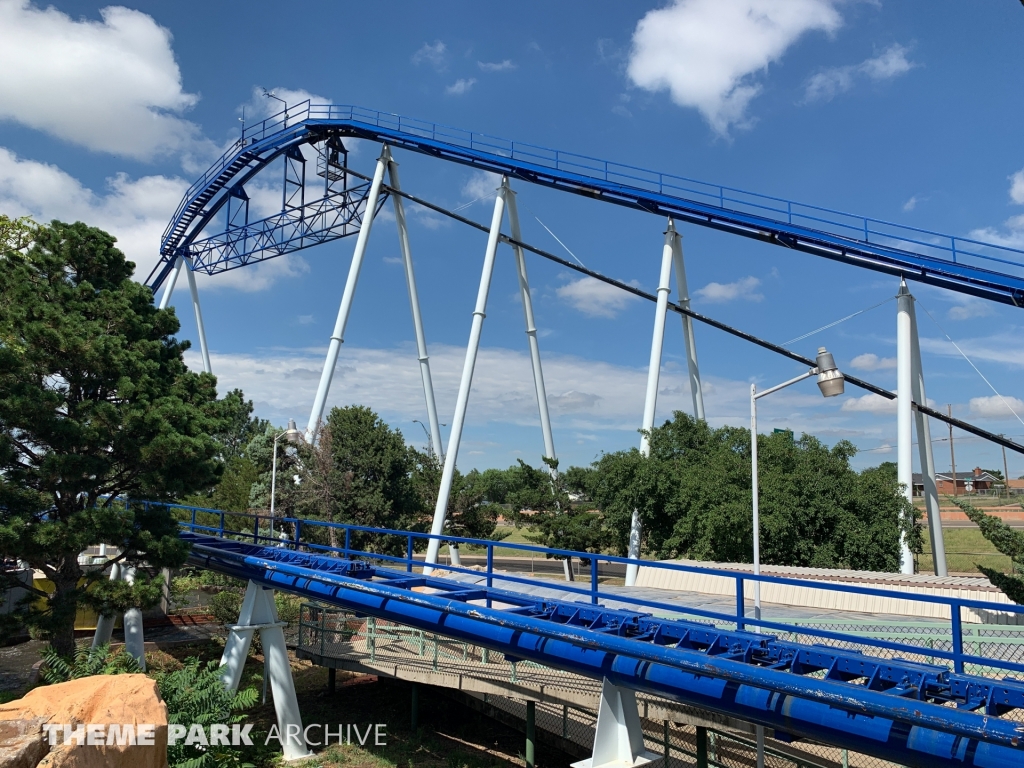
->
91, 562, 122, 649
909, 292, 947, 575
220, 581, 310, 761
388, 157, 444, 460
505, 184, 557, 466
425, 180, 507, 571
896, 281, 915, 575
571, 678, 659, 768
183, 257, 212, 375
122, 566, 146, 670
158, 256, 184, 310
625, 220, 676, 587
307, 146, 390, 439
671, 234, 705, 421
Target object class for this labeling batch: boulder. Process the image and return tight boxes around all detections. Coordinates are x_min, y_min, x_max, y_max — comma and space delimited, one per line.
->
0, 674, 168, 768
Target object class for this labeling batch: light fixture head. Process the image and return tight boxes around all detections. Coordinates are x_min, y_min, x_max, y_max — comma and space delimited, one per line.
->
815, 346, 845, 398
283, 418, 303, 444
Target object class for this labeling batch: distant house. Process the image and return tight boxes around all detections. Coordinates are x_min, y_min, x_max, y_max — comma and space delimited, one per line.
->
911, 467, 1001, 496
1007, 479, 1024, 496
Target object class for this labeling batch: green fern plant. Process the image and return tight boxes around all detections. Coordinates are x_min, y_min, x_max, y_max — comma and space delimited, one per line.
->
153, 657, 260, 768
40, 643, 141, 684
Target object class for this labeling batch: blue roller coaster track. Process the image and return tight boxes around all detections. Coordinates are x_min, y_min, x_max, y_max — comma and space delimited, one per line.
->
151, 102, 1024, 308
164, 501, 1024, 768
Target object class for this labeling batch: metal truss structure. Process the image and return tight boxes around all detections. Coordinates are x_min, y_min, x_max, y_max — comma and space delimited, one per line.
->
151, 102, 1024, 305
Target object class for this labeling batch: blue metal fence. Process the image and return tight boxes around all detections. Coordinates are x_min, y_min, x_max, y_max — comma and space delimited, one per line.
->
147, 499, 1024, 680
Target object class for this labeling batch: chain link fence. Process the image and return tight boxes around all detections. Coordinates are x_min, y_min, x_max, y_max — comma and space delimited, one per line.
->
298, 606, 970, 768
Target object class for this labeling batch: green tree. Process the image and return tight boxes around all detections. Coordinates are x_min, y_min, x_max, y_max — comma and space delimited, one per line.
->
953, 498, 1024, 603
0, 219, 227, 655
588, 412, 918, 571
316, 405, 421, 554
409, 451, 498, 556
508, 458, 612, 573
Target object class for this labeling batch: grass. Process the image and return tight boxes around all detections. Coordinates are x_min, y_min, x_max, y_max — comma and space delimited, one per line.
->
917, 526, 1013, 575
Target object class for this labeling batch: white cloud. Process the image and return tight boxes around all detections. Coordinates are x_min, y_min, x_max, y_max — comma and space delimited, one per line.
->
849, 353, 897, 371
446, 78, 477, 96
920, 332, 1024, 369
627, 0, 842, 136
968, 214, 1024, 250
694, 275, 763, 303
841, 393, 897, 414
185, 343, 726, 435
556, 277, 639, 318
903, 195, 920, 212
1011, 169, 1024, 205
969, 395, 1024, 420
948, 297, 994, 321
804, 44, 914, 103
412, 41, 447, 69
0, 147, 308, 293
462, 170, 501, 201
478, 60, 516, 72
297, 315, 314, 325
0, 1, 205, 161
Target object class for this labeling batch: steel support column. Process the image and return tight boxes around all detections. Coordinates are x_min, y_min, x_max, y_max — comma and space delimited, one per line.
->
91, 562, 122, 649
671, 233, 705, 421
424, 179, 507, 570
158, 256, 184, 310
184, 256, 212, 375
307, 146, 389, 439
625, 220, 676, 587
220, 580, 310, 761
388, 157, 444, 460
908, 286, 947, 575
505, 183, 557, 467
122, 567, 146, 670
896, 281, 915, 575
571, 678, 660, 768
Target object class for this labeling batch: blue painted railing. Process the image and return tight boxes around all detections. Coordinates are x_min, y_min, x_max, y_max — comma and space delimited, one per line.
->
149, 499, 1024, 680
166, 101, 1024, 281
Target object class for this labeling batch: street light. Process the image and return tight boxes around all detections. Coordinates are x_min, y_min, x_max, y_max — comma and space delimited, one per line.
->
270, 419, 303, 542
749, 347, 844, 768
412, 419, 446, 459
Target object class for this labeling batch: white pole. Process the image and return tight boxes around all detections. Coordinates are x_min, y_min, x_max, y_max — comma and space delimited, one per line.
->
388, 157, 444, 460
896, 280, 915, 575
158, 256, 184, 310
269, 433, 279, 540
184, 256, 212, 375
909, 292, 947, 575
671, 234, 705, 421
307, 146, 389, 439
750, 384, 761, 622
625, 220, 675, 587
505, 183, 557, 466
425, 179, 507, 571
122, 566, 146, 671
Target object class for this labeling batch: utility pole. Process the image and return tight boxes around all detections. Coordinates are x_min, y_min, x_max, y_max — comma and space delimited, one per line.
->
948, 404, 957, 497
1002, 435, 1010, 500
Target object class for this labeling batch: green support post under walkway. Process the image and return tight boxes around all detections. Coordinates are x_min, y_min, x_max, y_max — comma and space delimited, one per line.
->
696, 726, 708, 768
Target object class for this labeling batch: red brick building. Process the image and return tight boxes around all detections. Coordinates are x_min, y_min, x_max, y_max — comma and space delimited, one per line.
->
912, 467, 1000, 496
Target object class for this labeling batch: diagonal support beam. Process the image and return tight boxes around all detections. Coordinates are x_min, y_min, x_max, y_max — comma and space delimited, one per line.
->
424, 177, 508, 571
306, 146, 390, 439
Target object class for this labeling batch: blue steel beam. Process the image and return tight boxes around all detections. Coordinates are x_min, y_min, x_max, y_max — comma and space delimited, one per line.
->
152, 103, 1024, 308
183, 531, 1024, 767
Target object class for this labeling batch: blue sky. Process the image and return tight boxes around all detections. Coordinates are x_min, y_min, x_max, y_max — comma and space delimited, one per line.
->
1, 0, 1023, 476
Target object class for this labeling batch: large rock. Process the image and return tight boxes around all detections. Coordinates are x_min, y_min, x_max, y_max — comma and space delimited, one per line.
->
0, 674, 168, 768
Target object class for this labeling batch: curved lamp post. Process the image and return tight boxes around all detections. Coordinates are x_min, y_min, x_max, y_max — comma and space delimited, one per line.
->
749, 346, 844, 768
270, 418, 303, 542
